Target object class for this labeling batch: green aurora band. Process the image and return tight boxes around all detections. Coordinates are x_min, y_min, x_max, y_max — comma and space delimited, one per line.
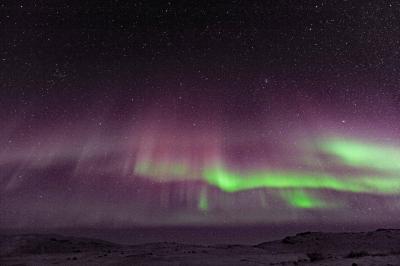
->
133, 137, 400, 209
202, 166, 400, 194
198, 187, 209, 211
135, 160, 400, 194
319, 138, 400, 172
280, 190, 328, 209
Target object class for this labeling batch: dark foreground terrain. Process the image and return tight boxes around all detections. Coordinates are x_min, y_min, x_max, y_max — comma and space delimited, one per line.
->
1, 229, 400, 265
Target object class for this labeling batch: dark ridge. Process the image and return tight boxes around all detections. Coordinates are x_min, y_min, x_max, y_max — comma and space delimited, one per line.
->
1, 228, 399, 266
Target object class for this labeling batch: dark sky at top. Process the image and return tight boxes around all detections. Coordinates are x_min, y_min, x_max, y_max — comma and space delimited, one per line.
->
3, 1, 400, 99
1, 1, 400, 229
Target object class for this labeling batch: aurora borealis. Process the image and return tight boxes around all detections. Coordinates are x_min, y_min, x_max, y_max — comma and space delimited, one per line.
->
2, 2, 400, 231
2, 120, 400, 226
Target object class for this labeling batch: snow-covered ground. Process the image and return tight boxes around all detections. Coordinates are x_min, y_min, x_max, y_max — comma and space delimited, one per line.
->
1, 229, 399, 265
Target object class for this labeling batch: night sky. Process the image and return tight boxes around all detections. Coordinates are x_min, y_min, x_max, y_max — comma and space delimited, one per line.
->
1, 1, 400, 229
